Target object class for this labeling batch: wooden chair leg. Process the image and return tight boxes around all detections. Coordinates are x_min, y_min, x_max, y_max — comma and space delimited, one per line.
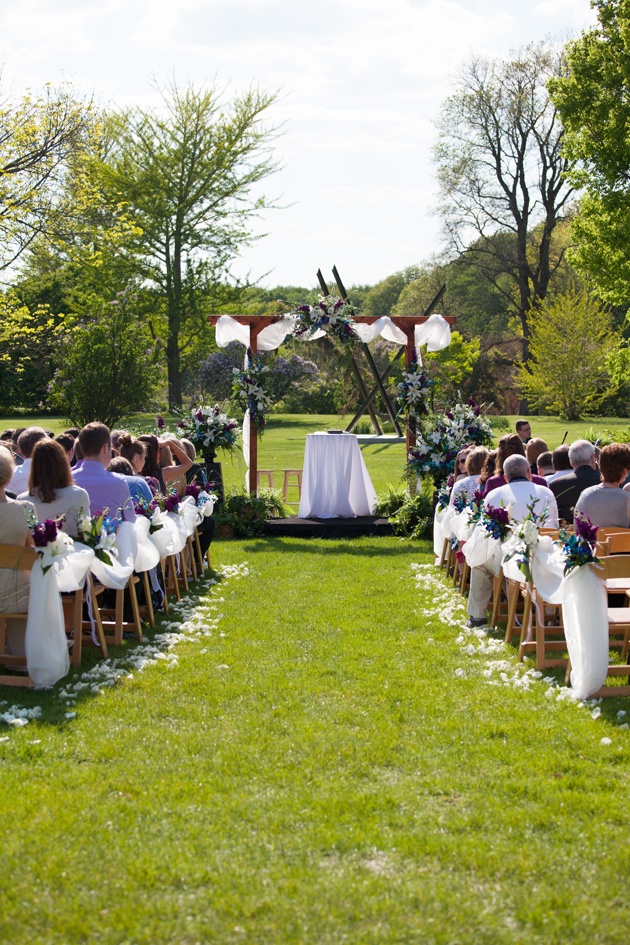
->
141, 571, 155, 628
194, 529, 205, 574
186, 536, 198, 582
179, 553, 189, 593
84, 574, 109, 659
517, 594, 534, 661
127, 577, 143, 642
167, 556, 181, 601
504, 582, 521, 644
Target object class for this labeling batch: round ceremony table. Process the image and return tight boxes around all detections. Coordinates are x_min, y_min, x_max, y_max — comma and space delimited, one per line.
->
298, 432, 377, 519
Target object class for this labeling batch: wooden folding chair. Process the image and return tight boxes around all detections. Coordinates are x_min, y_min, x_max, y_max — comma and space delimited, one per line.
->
89, 575, 143, 647
0, 545, 38, 686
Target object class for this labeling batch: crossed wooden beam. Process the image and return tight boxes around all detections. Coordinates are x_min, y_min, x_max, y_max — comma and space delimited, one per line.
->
318, 266, 446, 438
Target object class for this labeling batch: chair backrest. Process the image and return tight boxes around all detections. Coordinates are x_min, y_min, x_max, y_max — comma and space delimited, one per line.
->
592, 555, 630, 581
0, 544, 38, 571
596, 529, 630, 555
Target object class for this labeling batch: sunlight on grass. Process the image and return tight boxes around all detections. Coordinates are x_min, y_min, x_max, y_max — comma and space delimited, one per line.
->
1, 537, 629, 943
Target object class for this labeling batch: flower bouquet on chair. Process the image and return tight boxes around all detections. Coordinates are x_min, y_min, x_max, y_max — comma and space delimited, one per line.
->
463, 503, 511, 575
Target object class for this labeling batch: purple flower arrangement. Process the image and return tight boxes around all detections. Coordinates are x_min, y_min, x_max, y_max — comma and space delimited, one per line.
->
452, 489, 469, 513
31, 517, 63, 548
560, 512, 599, 574
232, 347, 272, 433
480, 503, 511, 541
292, 295, 358, 344
184, 483, 201, 502
177, 404, 239, 461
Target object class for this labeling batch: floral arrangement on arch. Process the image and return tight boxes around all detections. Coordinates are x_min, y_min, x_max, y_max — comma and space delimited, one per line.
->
406, 396, 493, 485
232, 347, 273, 433
292, 295, 358, 344
396, 353, 433, 425
177, 404, 239, 462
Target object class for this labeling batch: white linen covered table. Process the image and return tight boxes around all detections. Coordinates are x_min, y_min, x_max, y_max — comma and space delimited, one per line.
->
298, 432, 377, 519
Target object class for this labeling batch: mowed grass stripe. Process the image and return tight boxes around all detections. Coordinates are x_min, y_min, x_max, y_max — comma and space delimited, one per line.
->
0, 537, 629, 944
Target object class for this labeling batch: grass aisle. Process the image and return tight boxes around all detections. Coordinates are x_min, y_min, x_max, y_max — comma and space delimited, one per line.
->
1, 537, 630, 944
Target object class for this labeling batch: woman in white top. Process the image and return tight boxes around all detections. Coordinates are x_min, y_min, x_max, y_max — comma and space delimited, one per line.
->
19, 438, 90, 537
449, 446, 489, 506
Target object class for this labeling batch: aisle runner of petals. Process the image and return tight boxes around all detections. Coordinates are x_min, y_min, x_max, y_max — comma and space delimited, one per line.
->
0, 562, 250, 733
411, 563, 628, 739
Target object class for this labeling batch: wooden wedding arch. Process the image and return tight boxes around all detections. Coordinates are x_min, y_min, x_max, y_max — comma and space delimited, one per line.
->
208, 268, 455, 495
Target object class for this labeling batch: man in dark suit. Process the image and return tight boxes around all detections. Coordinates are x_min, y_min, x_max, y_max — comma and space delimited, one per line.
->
550, 439, 600, 524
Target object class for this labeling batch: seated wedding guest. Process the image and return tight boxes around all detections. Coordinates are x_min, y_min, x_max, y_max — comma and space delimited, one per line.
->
547, 444, 572, 483
9, 427, 48, 495
550, 439, 600, 525
525, 437, 548, 476
536, 451, 554, 480
478, 450, 497, 492
73, 422, 135, 526
55, 433, 75, 466
177, 438, 214, 555
118, 433, 147, 476
454, 448, 471, 483
180, 438, 207, 487
138, 434, 165, 493
18, 439, 90, 537
467, 454, 559, 627
450, 446, 488, 506
107, 456, 154, 505
0, 449, 35, 658
159, 435, 193, 495
515, 419, 532, 444
483, 434, 547, 496
72, 438, 83, 470
110, 430, 126, 452
0, 429, 14, 443
64, 427, 81, 440
574, 443, 630, 528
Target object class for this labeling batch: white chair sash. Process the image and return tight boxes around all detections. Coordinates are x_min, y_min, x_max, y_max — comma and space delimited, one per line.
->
90, 521, 136, 590
133, 517, 161, 573
25, 560, 70, 688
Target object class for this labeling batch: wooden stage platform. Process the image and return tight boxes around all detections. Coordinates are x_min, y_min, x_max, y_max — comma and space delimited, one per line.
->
264, 516, 393, 539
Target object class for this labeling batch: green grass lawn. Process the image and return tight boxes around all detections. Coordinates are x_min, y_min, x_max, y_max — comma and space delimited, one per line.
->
1, 538, 630, 944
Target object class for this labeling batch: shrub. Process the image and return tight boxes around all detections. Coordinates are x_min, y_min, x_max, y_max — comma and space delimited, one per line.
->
215, 488, 290, 537
374, 480, 433, 540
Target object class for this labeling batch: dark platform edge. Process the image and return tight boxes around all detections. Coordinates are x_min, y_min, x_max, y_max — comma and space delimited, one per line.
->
264, 516, 394, 539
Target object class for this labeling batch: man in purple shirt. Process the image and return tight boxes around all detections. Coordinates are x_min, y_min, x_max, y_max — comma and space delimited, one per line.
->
73, 423, 136, 526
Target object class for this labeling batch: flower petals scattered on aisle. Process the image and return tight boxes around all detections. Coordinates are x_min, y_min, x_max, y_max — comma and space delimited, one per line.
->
0, 562, 250, 730
410, 563, 627, 732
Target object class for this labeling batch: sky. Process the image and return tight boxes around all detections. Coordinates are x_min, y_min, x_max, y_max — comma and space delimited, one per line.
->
0, 0, 597, 290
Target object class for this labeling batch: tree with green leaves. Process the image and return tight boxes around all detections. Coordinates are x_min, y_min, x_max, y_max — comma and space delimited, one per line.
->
518, 287, 618, 420
48, 288, 163, 428
549, 1, 630, 306
0, 80, 92, 270
434, 42, 574, 367
101, 80, 281, 407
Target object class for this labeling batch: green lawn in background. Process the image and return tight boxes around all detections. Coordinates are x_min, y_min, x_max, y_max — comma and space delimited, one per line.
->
4, 412, 630, 499
1, 538, 629, 944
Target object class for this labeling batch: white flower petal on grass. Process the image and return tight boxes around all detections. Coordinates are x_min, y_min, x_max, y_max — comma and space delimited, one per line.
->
65, 712, 76, 720
9, 718, 28, 727
592, 707, 602, 720
601, 737, 613, 746
455, 668, 466, 678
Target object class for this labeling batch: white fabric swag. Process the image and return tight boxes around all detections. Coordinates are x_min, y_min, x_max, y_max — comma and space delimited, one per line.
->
214, 312, 452, 355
